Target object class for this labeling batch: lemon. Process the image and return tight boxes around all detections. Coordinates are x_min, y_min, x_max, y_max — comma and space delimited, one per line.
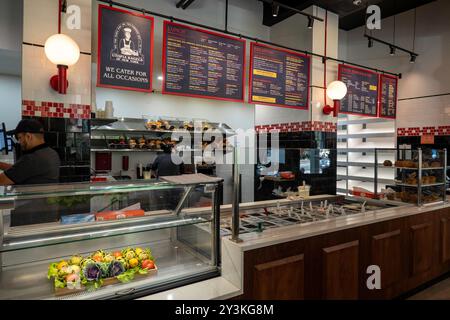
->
129, 258, 139, 268
135, 248, 143, 255
57, 261, 68, 270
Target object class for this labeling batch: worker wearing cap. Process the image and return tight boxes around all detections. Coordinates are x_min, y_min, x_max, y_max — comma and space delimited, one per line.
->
0, 119, 60, 185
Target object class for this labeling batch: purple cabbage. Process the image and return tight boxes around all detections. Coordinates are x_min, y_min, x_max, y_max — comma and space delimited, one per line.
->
83, 263, 102, 281
109, 261, 125, 277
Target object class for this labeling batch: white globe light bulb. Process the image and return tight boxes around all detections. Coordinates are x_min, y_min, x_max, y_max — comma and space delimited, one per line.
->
44, 34, 80, 66
326, 81, 347, 101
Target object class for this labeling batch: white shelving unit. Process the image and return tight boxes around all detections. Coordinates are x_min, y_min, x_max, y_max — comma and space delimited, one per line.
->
337, 115, 397, 196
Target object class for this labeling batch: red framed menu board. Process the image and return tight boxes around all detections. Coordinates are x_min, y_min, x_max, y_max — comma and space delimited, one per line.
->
162, 21, 246, 102
249, 42, 310, 109
338, 64, 379, 117
378, 74, 398, 119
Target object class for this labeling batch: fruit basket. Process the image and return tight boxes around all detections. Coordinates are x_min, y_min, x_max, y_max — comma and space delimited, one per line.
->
47, 247, 157, 296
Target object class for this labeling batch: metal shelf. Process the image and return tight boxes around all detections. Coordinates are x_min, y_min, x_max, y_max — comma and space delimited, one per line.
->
337, 161, 394, 168
395, 182, 446, 188
395, 166, 444, 170
338, 132, 395, 139
338, 148, 396, 153
338, 175, 394, 184
338, 118, 394, 125
91, 148, 163, 152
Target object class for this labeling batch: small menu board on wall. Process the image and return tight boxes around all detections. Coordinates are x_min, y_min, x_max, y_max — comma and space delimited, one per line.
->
162, 21, 246, 102
249, 43, 310, 109
338, 64, 379, 117
378, 74, 398, 119
97, 5, 154, 92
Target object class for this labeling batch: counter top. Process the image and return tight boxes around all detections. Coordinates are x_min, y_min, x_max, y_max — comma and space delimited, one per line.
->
224, 199, 450, 252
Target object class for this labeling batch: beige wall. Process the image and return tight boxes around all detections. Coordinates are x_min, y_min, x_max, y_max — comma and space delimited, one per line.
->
22, 0, 92, 105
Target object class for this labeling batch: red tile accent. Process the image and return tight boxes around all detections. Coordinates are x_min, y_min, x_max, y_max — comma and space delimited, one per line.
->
22, 101, 91, 119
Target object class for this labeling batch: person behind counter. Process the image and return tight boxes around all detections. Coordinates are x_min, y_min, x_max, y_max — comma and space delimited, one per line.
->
151, 143, 184, 178
0, 119, 60, 185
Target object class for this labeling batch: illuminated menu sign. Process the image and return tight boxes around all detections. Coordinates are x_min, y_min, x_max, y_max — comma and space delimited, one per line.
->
97, 5, 154, 92
379, 74, 398, 119
338, 64, 379, 117
249, 43, 310, 109
162, 21, 246, 102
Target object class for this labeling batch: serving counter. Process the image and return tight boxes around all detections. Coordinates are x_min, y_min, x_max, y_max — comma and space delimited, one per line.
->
140, 196, 450, 300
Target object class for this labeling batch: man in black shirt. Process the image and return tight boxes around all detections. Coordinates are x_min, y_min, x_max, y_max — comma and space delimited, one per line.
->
0, 119, 60, 185
151, 143, 184, 178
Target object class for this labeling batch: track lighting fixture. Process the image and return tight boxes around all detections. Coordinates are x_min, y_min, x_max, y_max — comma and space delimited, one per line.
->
368, 38, 373, 48
410, 54, 417, 63
272, 2, 279, 17
307, 16, 314, 29
389, 46, 396, 56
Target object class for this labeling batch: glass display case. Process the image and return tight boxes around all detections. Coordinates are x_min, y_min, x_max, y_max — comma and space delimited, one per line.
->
393, 148, 447, 205
0, 177, 222, 299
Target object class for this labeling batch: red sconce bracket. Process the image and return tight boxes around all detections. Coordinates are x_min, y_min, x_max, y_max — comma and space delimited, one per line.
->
50, 65, 69, 94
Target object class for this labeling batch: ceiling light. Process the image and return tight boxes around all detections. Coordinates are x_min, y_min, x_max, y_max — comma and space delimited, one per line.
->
410, 54, 417, 63
158, 76, 163, 81
272, 3, 279, 17
368, 38, 374, 48
307, 16, 314, 29
389, 46, 396, 56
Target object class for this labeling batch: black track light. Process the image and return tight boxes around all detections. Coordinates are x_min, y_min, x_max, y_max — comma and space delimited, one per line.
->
368, 38, 374, 48
410, 54, 417, 63
272, 3, 279, 17
389, 46, 396, 56
307, 16, 314, 29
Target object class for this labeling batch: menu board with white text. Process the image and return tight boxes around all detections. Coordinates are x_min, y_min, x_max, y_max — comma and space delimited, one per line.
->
162, 21, 245, 102
338, 64, 379, 117
379, 74, 398, 119
249, 42, 310, 109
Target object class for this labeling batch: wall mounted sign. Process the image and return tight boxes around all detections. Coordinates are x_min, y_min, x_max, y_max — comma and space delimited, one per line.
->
421, 135, 435, 144
338, 64, 379, 117
97, 5, 154, 92
162, 21, 246, 102
249, 42, 310, 109
378, 74, 398, 119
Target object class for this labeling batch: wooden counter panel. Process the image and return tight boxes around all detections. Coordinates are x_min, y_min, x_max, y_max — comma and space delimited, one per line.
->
322, 240, 359, 299
252, 254, 304, 300
371, 229, 403, 289
409, 222, 433, 276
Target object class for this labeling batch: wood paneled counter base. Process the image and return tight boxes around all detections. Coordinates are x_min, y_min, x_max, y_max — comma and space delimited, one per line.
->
236, 206, 450, 299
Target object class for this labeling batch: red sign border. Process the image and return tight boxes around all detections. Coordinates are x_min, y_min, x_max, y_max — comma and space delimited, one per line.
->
97, 4, 154, 93
338, 64, 379, 118
248, 42, 310, 110
162, 20, 246, 103
378, 73, 398, 119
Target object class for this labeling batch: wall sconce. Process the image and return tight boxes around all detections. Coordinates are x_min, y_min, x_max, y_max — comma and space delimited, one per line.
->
323, 81, 347, 117
44, 34, 80, 94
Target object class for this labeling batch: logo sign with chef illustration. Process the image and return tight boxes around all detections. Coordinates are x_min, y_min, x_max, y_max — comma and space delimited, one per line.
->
98, 5, 154, 92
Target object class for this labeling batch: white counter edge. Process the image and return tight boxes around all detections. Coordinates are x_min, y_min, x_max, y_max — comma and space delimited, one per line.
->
137, 277, 242, 300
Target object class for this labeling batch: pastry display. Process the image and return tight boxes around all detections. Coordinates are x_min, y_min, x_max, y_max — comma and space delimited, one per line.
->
430, 161, 442, 168
128, 138, 136, 149
47, 247, 157, 294
138, 136, 146, 149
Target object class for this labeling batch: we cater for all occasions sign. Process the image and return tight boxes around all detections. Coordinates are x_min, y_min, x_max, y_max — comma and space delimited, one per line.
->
97, 5, 154, 92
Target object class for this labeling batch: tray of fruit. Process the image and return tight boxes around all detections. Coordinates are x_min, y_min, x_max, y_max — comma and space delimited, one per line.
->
47, 247, 157, 296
